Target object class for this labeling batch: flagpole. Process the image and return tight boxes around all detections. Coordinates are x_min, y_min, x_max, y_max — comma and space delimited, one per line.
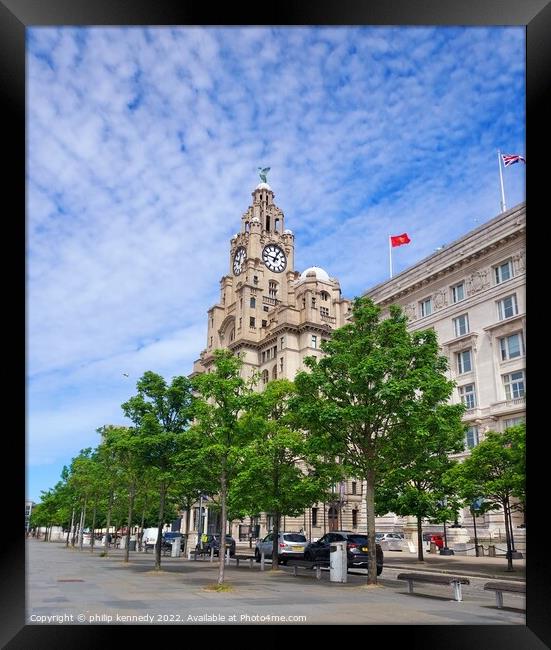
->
498, 149, 506, 213
389, 235, 393, 278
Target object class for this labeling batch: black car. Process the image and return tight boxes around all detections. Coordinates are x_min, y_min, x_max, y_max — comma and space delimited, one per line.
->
304, 531, 384, 575
196, 534, 236, 557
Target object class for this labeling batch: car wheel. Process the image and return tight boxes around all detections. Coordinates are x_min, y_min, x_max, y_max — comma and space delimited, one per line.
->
255, 549, 260, 563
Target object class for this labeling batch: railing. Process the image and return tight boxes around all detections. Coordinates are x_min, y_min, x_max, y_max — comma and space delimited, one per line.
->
263, 296, 279, 306
320, 314, 336, 324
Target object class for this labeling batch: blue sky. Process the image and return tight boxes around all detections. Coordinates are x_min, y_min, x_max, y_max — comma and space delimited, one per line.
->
27, 26, 525, 502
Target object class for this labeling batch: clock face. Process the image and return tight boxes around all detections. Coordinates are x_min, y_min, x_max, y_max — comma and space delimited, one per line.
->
262, 244, 287, 273
233, 247, 247, 275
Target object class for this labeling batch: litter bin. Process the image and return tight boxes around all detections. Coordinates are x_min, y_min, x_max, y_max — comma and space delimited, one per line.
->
128, 539, 136, 551
476, 544, 484, 556
171, 537, 181, 558
329, 541, 347, 583
488, 544, 496, 557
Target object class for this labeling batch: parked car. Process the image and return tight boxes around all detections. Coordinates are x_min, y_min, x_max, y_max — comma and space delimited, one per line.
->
422, 533, 444, 549
376, 533, 404, 542
196, 534, 236, 557
304, 531, 384, 575
255, 532, 308, 564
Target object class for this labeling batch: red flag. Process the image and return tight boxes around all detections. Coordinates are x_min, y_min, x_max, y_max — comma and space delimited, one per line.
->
390, 233, 411, 247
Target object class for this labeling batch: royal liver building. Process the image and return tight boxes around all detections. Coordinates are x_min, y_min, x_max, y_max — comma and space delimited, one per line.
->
186, 174, 357, 545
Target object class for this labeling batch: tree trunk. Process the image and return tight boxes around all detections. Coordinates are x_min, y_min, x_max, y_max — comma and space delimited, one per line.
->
79, 498, 88, 551
154, 482, 166, 571
104, 491, 113, 556
90, 504, 97, 553
138, 499, 147, 552
124, 482, 136, 563
71, 510, 80, 547
503, 497, 514, 572
66, 509, 75, 548
417, 516, 424, 561
365, 470, 377, 585
271, 511, 281, 570
218, 469, 227, 585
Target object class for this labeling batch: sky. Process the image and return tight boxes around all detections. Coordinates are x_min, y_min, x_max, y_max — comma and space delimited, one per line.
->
27, 26, 525, 503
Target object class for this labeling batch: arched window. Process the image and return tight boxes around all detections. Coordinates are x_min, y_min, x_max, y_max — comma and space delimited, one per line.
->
272, 365, 277, 380
269, 281, 278, 299
274, 217, 280, 232
321, 291, 330, 301
229, 328, 235, 342
245, 221, 250, 232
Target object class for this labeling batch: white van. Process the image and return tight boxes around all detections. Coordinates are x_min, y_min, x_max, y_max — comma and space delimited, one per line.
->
142, 528, 159, 550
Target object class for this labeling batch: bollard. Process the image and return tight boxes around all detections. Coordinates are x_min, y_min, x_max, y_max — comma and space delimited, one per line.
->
210, 547, 214, 562
476, 544, 484, 557
226, 547, 230, 565
261, 551, 265, 572
488, 544, 496, 557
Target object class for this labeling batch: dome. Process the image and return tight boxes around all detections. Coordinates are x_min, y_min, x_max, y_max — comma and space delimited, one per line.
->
255, 182, 272, 191
283, 229, 294, 235
299, 266, 330, 282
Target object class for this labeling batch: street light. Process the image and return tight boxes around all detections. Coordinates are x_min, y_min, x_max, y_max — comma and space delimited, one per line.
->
471, 497, 484, 557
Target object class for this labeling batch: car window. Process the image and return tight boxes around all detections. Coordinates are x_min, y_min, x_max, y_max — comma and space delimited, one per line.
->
347, 535, 368, 544
318, 535, 328, 544
333, 534, 346, 541
283, 534, 307, 542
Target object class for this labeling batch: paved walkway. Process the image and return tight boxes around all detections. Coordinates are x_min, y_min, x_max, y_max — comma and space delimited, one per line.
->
25, 540, 527, 627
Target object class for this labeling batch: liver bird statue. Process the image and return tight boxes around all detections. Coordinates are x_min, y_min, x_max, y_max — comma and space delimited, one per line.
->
258, 167, 270, 183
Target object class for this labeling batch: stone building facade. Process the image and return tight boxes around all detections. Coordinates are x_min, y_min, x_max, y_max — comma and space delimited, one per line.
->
365, 201, 526, 541
185, 181, 356, 546
182, 185, 525, 548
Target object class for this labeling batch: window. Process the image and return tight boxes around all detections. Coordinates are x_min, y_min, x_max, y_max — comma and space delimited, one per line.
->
311, 508, 318, 527
272, 365, 277, 380
263, 305, 269, 312
320, 306, 329, 317
503, 370, 525, 400
269, 281, 277, 298
311, 335, 317, 349
499, 332, 524, 360
253, 275, 258, 285
262, 370, 269, 385
209, 336, 213, 347
453, 314, 469, 337
351, 481, 357, 495
280, 336, 285, 350
321, 291, 330, 301
497, 295, 518, 320
261, 351, 266, 363
238, 318, 242, 329
279, 357, 284, 373
250, 297, 256, 308
262, 319, 267, 328
229, 328, 235, 342
240, 298, 243, 309
457, 349, 472, 374
312, 296, 316, 308
352, 510, 358, 528
504, 416, 525, 429
494, 260, 513, 285
273, 345, 277, 357
302, 297, 306, 309
451, 282, 465, 303
459, 384, 476, 409
249, 317, 256, 328
465, 425, 479, 449
419, 297, 432, 318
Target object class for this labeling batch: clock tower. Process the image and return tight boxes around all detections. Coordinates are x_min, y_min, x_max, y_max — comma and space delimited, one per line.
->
192, 177, 351, 386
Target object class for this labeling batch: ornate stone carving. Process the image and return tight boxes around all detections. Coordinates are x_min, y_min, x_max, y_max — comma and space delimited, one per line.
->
467, 269, 490, 295
513, 248, 526, 274
403, 303, 417, 321
433, 289, 448, 310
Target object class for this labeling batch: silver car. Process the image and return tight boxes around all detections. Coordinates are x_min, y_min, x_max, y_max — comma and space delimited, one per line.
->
255, 532, 308, 564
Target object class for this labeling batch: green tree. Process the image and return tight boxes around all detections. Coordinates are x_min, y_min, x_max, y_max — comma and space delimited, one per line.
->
376, 403, 465, 561
122, 371, 194, 570
191, 349, 256, 585
230, 379, 338, 568
293, 296, 459, 584
446, 423, 526, 571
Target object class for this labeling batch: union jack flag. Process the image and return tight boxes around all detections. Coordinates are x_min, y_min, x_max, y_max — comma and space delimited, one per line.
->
501, 153, 526, 167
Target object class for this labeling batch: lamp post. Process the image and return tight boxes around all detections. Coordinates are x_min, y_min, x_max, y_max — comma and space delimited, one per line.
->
439, 498, 454, 556
471, 498, 483, 557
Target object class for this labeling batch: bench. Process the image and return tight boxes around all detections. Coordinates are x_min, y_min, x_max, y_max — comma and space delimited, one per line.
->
484, 581, 526, 609
397, 572, 470, 602
232, 554, 255, 568
191, 548, 212, 560
283, 558, 330, 580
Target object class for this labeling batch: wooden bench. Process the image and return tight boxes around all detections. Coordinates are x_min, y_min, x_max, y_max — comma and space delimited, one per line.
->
397, 572, 470, 602
191, 547, 212, 560
283, 559, 330, 580
483, 581, 526, 609
231, 554, 255, 568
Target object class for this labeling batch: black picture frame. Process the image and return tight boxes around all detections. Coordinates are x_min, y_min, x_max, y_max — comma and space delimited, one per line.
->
4, 0, 548, 646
